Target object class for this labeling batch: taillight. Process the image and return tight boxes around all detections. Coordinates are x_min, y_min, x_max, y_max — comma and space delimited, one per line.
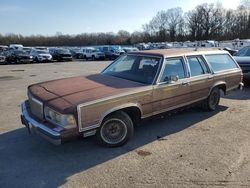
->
240, 72, 243, 82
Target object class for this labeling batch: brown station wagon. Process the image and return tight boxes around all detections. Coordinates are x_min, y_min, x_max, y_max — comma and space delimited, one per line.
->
21, 49, 244, 147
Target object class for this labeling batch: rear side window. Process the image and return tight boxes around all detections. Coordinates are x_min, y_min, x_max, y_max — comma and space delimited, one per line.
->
205, 54, 238, 72
187, 56, 210, 76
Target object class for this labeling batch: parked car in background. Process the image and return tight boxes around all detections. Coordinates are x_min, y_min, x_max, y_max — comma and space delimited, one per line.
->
22, 47, 32, 54
21, 49, 243, 147
234, 45, 250, 80
122, 47, 139, 53
31, 49, 52, 62
5, 50, 33, 64
99, 46, 122, 60
34, 47, 49, 52
82, 47, 105, 60
0, 45, 8, 52
223, 47, 238, 56
9, 44, 24, 50
49, 48, 72, 61
0, 52, 6, 64
69, 48, 84, 59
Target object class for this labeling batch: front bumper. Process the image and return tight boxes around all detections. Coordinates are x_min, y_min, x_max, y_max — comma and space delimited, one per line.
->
20, 101, 62, 145
19, 59, 32, 63
38, 57, 52, 61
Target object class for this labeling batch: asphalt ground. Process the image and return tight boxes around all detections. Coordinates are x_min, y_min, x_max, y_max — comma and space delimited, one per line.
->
0, 61, 249, 188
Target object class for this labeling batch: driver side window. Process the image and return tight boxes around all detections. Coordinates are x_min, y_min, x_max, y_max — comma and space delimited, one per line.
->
160, 57, 186, 82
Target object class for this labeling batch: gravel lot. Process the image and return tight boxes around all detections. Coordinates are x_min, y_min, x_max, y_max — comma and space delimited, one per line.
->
0, 61, 250, 188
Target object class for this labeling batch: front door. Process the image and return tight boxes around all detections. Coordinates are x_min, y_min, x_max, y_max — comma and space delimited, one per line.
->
152, 57, 191, 114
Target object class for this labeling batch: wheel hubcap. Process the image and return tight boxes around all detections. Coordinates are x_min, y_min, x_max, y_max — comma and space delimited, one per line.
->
100, 119, 127, 145
210, 91, 219, 107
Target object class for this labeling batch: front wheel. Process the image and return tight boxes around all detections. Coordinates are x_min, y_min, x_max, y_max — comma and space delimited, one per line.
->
202, 87, 221, 111
96, 111, 134, 147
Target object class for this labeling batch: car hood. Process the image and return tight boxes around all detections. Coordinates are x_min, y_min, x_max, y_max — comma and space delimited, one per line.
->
28, 74, 146, 114
39, 53, 51, 56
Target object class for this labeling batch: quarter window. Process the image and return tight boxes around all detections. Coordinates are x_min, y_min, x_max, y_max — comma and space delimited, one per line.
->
205, 54, 238, 72
160, 57, 185, 82
187, 56, 209, 76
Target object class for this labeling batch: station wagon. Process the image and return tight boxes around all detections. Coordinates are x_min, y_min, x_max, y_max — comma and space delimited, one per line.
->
21, 49, 243, 147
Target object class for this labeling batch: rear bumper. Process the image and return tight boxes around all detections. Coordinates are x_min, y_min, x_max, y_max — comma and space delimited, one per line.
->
20, 101, 62, 145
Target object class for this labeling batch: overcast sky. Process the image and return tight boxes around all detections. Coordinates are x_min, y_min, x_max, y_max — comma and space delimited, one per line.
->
0, 0, 241, 35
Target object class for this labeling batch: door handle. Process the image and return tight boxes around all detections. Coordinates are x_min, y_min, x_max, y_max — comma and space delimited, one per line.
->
207, 75, 213, 80
182, 81, 190, 86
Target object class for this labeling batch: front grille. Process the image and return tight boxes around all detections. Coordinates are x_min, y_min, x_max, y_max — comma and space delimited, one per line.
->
61, 54, 71, 58
28, 92, 44, 120
20, 56, 30, 60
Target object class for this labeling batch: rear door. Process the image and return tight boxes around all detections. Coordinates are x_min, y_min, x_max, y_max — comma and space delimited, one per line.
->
186, 55, 213, 101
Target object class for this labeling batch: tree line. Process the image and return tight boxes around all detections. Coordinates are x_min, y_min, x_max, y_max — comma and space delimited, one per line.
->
0, 1, 250, 46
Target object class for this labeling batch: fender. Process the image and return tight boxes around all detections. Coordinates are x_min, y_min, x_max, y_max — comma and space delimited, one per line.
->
98, 103, 143, 126
208, 81, 226, 96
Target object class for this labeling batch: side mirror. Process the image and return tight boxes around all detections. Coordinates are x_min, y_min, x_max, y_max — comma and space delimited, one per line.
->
164, 75, 179, 83
170, 75, 179, 82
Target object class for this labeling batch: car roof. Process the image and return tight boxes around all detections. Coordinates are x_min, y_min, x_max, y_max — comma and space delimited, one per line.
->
128, 48, 229, 58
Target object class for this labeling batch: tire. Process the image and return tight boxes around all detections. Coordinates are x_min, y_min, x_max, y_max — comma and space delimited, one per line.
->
92, 55, 95, 61
202, 87, 221, 111
96, 111, 134, 147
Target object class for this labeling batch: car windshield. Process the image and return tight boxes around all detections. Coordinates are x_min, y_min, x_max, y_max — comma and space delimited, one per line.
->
58, 49, 70, 53
15, 50, 27, 55
74, 50, 82, 53
37, 50, 48, 54
102, 55, 161, 84
93, 49, 101, 53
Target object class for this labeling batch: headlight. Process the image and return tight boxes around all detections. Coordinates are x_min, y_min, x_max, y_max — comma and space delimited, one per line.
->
44, 106, 77, 129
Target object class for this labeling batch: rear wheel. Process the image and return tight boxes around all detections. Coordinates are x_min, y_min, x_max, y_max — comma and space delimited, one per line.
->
96, 111, 134, 147
202, 87, 221, 111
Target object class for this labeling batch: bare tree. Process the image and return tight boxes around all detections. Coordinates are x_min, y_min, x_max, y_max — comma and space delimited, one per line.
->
165, 7, 184, 41
1, 2, 250, 46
